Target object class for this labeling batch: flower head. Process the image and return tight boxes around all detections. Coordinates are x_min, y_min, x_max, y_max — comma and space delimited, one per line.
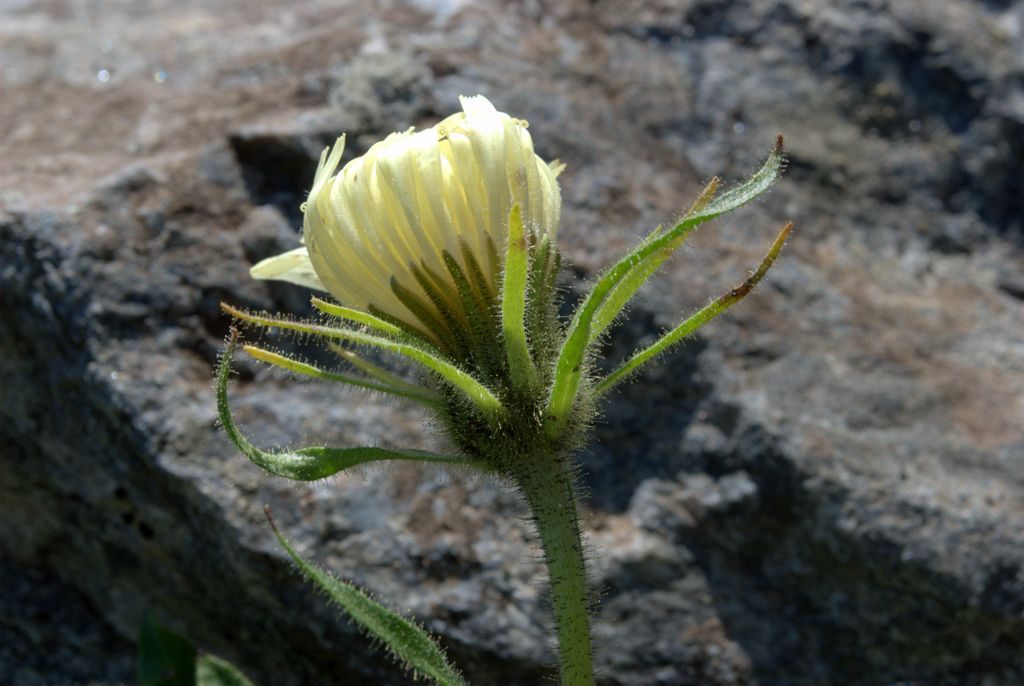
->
236, 99, 787, 435
253, 95, 562, 346
221, 95, 789, 686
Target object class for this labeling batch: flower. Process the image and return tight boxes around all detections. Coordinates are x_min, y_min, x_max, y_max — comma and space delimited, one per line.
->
223, 92, 790, 684
252, 95, 563, 345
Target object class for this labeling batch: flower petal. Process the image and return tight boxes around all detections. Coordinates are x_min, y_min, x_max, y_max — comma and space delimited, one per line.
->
250, 247, 326, 291
297, 95, 562, 346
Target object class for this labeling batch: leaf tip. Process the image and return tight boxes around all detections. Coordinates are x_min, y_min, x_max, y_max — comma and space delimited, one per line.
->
221, 301, 243, 318
263, 504, 280, 535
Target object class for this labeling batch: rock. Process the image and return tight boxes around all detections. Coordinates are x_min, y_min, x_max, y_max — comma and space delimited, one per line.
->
2, 1, 1023, 685
0, 557, 134, 686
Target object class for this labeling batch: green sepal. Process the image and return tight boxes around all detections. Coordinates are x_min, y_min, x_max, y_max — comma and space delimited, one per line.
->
328, 342, 441, 401
390, 275, 462, 356
458, 238, 497, 304
588, 178, 720, 344
543, 310, 592, 438
526, 236, 560, 374
221, 303, 503, 417
596, 222, 792, 396
483, 234, 501, 294
266, 508, 467, 686
501, 204, 538, 390
217, 330, 476, 481
545, 138, 785, 435
367, 304, 438, 349
442, 249, 502, 375
408, 261, 473, 361
443, 249, 491, 323
310, 297, 405, 337
244, 344, 441, 409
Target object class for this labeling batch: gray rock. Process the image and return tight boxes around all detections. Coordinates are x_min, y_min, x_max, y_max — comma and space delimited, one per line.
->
0, 557, 134, 686
2, 1, 1023, 685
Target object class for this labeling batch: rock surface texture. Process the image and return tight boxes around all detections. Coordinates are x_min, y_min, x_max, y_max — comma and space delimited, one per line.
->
2, 1, 1023, 684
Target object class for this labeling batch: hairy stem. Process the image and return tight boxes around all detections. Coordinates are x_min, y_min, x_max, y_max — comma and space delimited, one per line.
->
512, 453, 594, 686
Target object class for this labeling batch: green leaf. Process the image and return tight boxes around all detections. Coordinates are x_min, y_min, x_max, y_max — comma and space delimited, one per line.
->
138, 612, 197, 686
195, 654, 255, 686
217, 330, 476, 481
596, 222, 792, 396
221, 303, 502, 417
525, 234, 560, 369
501, 204, 538, 389
588, 179, 720, 344
266, 509, 466, 686
542, 307, 592, 438
328, 342, 442, 401
244, 344, 441, 409
310, 297, 405, 337
545, 139, 785, 435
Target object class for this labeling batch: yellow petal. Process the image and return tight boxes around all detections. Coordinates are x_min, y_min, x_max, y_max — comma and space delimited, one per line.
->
250, 247, 326, 291
298, 95, 562, 335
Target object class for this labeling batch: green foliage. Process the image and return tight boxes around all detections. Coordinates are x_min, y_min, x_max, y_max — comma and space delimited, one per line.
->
543, 138, 786, 436
328, 342, 443, 401
138, 613, 254, 686
243, 343, 441, 408
310, 297, 405, 336
266, 509, 466, 686
139, 613, 197, 686
221, 303, 502, 416
588, 178, 719, 344
501, 204, 539, 390
196, 655, 256, 686
596, 222, 793, 395
217, 137, 789, 686
216, 331, 474, 481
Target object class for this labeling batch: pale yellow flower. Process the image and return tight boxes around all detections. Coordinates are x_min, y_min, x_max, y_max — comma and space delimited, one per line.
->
223, 93, 790, 686
252, 95, 562, 336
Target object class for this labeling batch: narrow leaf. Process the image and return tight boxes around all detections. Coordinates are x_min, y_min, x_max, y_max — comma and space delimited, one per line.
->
266, 509, 466, 686
217, 330, 475, 480
542, 312, 592, 437
367, 304, 438, 348
501, 204, 538, 389
526, 237, 560, 369
588, 178, 720, 343
221, 303, 502, 417
196, 655, 255, 686
138, 612, 197, 686
328, 342, 438, 400
244, 344, 441, 409
310, 298, 404, 337
525, 235, 551, 334
596, 222, 792, 396
545, 139, 785, 434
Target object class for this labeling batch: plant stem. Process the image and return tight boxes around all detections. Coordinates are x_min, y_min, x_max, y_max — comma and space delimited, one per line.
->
513, 453, 595, 686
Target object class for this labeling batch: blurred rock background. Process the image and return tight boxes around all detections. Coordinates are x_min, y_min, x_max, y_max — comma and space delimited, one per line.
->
2, 1, 1023, 684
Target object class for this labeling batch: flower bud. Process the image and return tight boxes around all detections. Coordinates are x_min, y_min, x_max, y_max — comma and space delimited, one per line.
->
253, 95, 562, 347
